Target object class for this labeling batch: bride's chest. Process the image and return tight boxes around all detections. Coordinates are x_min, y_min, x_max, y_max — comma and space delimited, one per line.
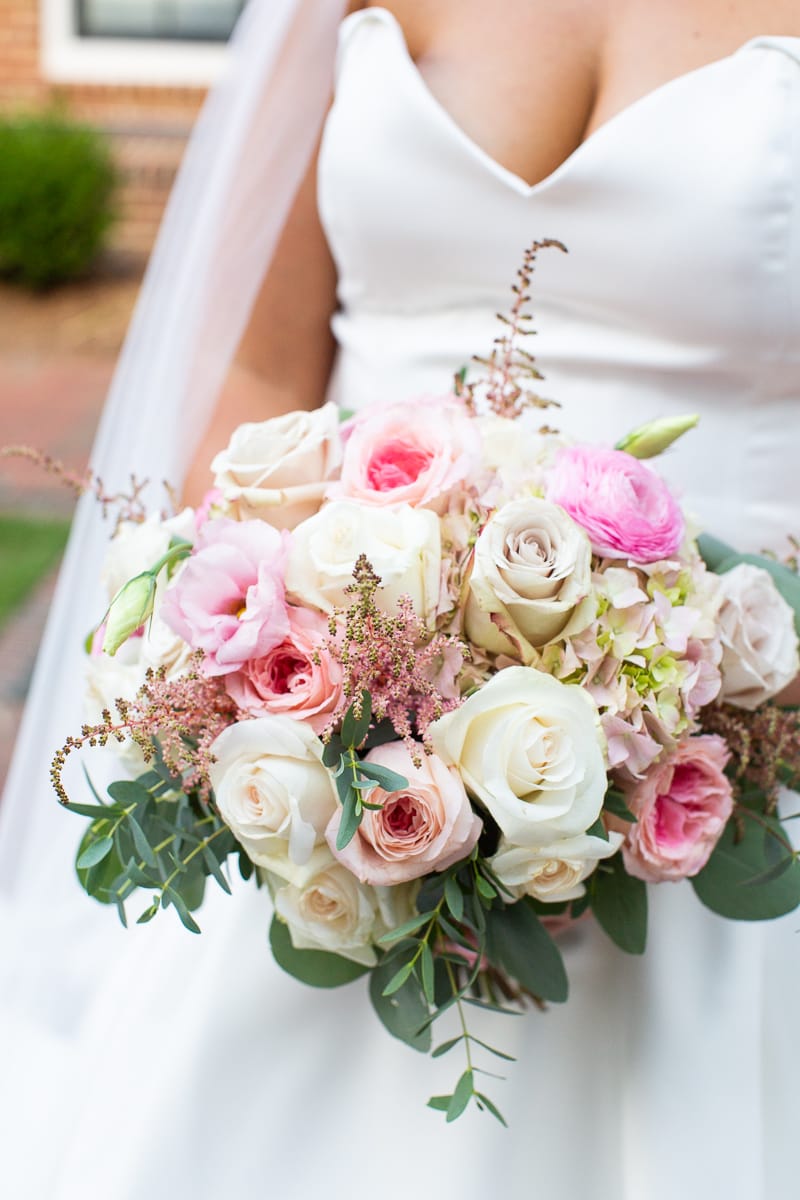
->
319, 11, 800, 359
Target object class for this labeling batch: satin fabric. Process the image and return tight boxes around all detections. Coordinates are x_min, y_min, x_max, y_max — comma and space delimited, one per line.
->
2, 9, 799, 1198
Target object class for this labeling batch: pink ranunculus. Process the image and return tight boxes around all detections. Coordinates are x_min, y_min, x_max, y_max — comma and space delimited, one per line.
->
620, 735, 733, 882
326, 742, 482, 885
226, 606, 343, 733
160, 517, 290, 676
331, 395, 481, 513
545, 444, 685, 562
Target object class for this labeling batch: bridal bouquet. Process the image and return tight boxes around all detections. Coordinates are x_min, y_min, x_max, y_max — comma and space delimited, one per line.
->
56, 244, 800, 1125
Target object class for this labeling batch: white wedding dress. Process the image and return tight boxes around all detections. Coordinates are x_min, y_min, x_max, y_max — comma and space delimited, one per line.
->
2, 10, 799, 1198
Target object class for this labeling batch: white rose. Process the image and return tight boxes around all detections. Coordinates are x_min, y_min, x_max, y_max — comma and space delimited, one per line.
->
286, 500, 442, 624
717, 563, 799, 709
100, 509, 195, 601
272, 857, 383, 966
465, 497, 594, 661
208, 716, 338, 885
489, 831, 622, 903
211, 403, 342, 528
139, 608, 195, 678
430, 666, 607, 845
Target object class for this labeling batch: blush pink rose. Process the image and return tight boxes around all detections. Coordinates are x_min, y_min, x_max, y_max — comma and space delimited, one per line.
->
620, 735, 733, 882
225, 607, 343, 733
545, 445, 685, 562
326, 742, 482, 885
331, 395, 481, 512
160, 517, 290, 676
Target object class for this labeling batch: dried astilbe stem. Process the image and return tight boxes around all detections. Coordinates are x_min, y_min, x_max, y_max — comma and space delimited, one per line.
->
325, 555, 464, 759
700, 701, 800, 812
456, 238, 567, 420
51, 657, 239, 806
2, 443, 162, 526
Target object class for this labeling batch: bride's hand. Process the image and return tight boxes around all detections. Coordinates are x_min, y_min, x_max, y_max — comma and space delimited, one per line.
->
182, 136, 338, 507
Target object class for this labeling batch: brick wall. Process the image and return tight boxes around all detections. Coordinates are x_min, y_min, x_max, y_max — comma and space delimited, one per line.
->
0, 0, 206, 260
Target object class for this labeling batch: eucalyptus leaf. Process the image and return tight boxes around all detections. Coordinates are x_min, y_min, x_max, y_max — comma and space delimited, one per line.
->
128, 815, 157, 868
432, 1036, 464, 1059
427, 1095, 452, 1112
336, 786, 362, 851
475, 1092, 508, 1127
357, 762, 409, 792
377, 913, 432, 944
419, 942, 435, 1004
485, 899, 569, 1002
444, 876, 464, 921
76, 836, 114, 870
64, 801, 122, 820
585, 816, 609, 841
107, 780, 151, 808
692, 814, 800, 920
341, 691, 372, 748
591, 854, 648, 954
269, 916, 370, 987
446, 1070, 474, 1122
369, 956, 431, 1052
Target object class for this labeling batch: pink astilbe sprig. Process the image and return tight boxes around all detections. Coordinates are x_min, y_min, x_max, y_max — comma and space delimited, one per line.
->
1, 444, 168, 527
456, 239, 566, 421
52, 655, 239, 806
325, 555, 465, 759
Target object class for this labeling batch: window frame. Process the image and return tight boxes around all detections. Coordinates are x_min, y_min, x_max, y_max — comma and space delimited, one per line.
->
40, 0, 234, 86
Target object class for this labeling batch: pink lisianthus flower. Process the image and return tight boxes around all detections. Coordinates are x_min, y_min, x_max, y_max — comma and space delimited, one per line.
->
225, 607, 343, 733
331, 395, 481, 513
620, 734, 733, 881
545, 445, 685, 562
195, 487, 223, 531
326, 742, 482, 885
160, 517, 290, 676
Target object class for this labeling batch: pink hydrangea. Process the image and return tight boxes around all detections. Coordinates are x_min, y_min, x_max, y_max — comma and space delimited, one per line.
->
546, 445, 685, 562
620, 735, 733, 881
225, 607, 343, 732
160, 517, 290, 676
331, 395, 481, 513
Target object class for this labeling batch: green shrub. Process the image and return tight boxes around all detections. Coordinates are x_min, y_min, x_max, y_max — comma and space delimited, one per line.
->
0, 111, 116, 288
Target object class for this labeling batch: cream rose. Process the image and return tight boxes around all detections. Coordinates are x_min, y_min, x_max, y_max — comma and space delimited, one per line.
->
465, 497, 594, 661
716, 564, 799, 709
286, 500, 442, 624
430, 666, 607, 845
489, 831, 622, 903
208, 716, 338, 885
272, 858, 381, 965
211, 402, 343, 528
476, 415, 566, 503
326, 741, 481, 885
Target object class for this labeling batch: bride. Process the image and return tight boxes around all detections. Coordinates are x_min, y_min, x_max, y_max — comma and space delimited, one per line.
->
2, 1, 799, 1196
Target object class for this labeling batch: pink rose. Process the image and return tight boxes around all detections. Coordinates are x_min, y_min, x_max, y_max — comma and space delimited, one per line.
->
331, 395, 481, 512
225, 607, 343, 733
545, 445, 685, 562
160, 517, 290, 676
620, 735, 733, 882
326, 742, 482, 885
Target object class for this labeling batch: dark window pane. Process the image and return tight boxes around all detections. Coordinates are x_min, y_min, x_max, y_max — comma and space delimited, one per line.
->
77, 0, 246, 41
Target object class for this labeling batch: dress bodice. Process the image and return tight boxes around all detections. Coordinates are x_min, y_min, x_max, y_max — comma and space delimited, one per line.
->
318, 7, 800, 550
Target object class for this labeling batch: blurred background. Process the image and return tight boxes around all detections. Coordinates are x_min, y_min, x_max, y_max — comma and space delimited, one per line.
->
0, 1, 242, 788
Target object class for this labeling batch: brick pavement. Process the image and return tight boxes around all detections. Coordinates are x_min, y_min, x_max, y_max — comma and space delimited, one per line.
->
0, 270, 140, 790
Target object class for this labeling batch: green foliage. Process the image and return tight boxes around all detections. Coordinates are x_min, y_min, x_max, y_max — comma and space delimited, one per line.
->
269, 916, 371, 988
68, 760, 238, 931
692, 811, 800, 920
324, 693, 409, 851
0, 111, 116, 288
0, 513, 71, 627
590, 852, 648, 954
485, 898, 569, 1002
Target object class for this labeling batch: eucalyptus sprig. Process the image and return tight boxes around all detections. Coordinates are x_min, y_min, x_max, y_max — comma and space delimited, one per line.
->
322, 691, 410, 850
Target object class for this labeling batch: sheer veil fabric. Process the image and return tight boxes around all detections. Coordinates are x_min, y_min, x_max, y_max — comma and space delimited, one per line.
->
0, 0, 347, 883
2, 4, 800, 1197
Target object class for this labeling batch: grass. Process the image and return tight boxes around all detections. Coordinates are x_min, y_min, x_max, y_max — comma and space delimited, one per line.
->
0, 512, 71, 627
